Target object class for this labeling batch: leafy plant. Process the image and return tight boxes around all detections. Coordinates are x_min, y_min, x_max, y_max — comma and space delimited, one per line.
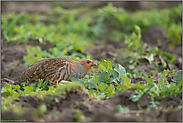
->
23, 45, 91, 66
172, 70, 182, 83
1, 79, 85, 112
166, 23, 182, 47
120, 25, 177, 73
129, 70, 182, 103
71, 59, 131, 99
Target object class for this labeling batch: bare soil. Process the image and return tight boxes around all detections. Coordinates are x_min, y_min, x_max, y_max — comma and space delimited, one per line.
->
1, 84, 182, 122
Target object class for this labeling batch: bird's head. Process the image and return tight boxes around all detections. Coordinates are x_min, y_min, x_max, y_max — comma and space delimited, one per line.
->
79, 59, 97, 73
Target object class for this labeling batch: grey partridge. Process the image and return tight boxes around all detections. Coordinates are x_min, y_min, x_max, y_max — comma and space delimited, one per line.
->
19, 57, 96, 85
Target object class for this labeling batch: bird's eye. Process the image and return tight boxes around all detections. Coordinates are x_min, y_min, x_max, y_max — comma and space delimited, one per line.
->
87, 61, 90, 64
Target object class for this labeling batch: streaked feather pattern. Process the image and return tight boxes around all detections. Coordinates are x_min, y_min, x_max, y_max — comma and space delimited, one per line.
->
19, 57, 96, 85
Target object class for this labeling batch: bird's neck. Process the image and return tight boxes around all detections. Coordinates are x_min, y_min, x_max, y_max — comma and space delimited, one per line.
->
75, 61, 87, 78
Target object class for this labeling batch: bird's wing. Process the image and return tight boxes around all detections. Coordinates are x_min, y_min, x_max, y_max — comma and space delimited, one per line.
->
20, 57, 72, 83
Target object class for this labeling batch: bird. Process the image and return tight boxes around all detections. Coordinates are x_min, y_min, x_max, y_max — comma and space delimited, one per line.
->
19, 57, 96, 85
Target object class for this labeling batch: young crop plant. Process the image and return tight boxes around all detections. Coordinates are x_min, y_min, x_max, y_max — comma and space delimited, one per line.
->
71, 59, 131, 99
120, 25, 177, 73
129, 70, 182, 109
1, 78, 85, 112
23, 45, 92, 66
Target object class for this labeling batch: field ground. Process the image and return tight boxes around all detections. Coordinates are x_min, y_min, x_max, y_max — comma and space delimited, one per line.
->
1, 1, 182, 122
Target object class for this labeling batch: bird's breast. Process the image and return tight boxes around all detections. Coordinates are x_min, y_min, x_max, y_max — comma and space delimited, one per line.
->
70, 63, 86, 79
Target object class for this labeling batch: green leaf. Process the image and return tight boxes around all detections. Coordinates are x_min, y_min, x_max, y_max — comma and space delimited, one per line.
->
2, 83, 10, 88
24, 86, 33, 95
88, 75, 99, 89
172, 70, 182, 83
99, 59, 112, 72
115, 64, 126, 76
99, 64, 107, 71
99, 71, 111, 83
106, 84, 115, 96
1, 91, 11, 97
158, 70, 168, 85
113, 70, 119, 79
121, 75, 131, 84
13, 92, 19, 98
37, 79, 44, 88
97, 83, 108, 92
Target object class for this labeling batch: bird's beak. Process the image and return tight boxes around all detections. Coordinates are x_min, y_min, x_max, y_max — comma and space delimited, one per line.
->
91, 62, 97, 66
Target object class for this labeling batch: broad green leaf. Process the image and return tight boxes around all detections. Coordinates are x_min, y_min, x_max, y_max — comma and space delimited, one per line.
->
99, 71, 110, 83
97, 83, 108, 92
115, 64, 126, 76
13, 92, 19, 98
106, 84, 115, 96
113, 70, 119, 79
1, 91, 11, 97
121, 75, 131, 84
88, 75, 99, 89
99, 64, 107, 71
99, 59, 112, 71
2, 83, 10, 88
24, 86, 33, 95
172, 70, 182, 83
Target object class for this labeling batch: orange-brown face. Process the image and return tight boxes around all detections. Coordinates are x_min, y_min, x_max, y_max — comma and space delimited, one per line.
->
79, 59, 97, 74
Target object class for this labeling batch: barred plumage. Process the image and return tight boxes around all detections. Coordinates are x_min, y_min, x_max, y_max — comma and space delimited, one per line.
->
19, 57, 96, 85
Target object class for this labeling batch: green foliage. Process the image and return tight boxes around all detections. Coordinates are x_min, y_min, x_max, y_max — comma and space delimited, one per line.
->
172, 70, 182, 83
1, 3, 182, 114
166, 24, 182, 46
23, 46, 45, 66
71, 59, 131, 99
1, 79, 84, 112
1, 79, 49, 98
129, 70, 182, 103
121, 25, 177, 73
1, 83, 20, 98
1, 3, 181, 69
125, 25, 147, 54
23, 45, 91, 66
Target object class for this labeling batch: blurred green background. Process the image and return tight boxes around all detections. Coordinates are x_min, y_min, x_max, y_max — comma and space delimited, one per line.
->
1, 1, 182, 80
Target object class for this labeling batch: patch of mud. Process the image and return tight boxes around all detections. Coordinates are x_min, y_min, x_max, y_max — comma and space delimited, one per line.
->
136, 64, 156, 76
142, 26, 170, 50
155, 94, 182, 109
87, 44, 117, 60
1, 110, 39, 122
131, 76, 147, 84
2, 2, 52, 13
104, 90, 150, 110
141, 108, 182, 122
